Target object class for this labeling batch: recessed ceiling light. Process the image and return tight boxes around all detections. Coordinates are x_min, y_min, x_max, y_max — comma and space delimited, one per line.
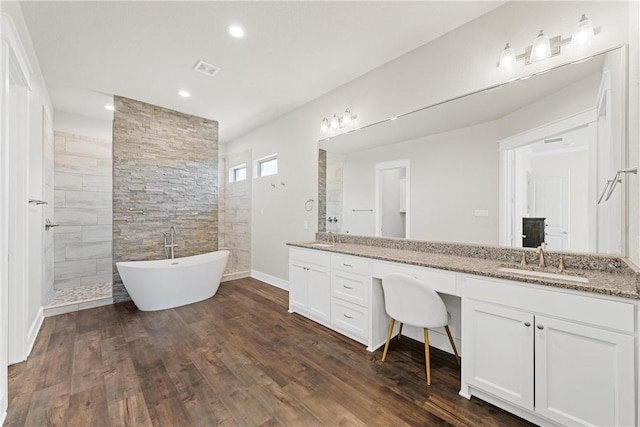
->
227, 25, 246, 39
178, 90, 191, 98
104, 105, 115, 111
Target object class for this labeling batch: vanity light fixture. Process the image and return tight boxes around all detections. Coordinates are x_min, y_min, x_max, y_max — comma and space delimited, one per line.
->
330, 114, 340, 130
320, 117, 329, 132
572, 14, 594, 47
320, 108, 357, 133
529, 30, 551, 63
497, 14, 597, 72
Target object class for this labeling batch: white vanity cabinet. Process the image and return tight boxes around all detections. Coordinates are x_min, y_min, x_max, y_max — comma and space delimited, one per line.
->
289, 248, 331, 324
462, 276, 636, 427
288, 248, 371, 342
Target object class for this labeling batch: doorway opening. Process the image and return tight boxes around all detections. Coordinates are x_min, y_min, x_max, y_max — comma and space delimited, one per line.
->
375, 159, 410, 238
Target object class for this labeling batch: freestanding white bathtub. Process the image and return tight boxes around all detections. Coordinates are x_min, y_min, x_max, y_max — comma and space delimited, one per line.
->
116, 250, 230, 311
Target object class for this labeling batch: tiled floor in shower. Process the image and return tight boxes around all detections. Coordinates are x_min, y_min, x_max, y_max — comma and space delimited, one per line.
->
44, 282, 113, 317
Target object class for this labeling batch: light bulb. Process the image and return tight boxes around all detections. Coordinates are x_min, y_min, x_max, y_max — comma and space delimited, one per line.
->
498, 43, 516, 73
342, 108, 352, 124
330, 114, 339, 130
572, 14, 594, 47
320, 118, 329, 132
227, 25, 246, 39
529, 30, 551, 63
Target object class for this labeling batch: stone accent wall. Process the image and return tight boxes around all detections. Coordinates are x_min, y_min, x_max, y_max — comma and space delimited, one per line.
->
219, 149, 251, 275
318, 149, 326, 232
53, 131, 113, 290
112, 96, 219, 302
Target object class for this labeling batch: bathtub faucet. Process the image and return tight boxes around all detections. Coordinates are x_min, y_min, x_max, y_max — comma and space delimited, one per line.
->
163, 226, 178, 259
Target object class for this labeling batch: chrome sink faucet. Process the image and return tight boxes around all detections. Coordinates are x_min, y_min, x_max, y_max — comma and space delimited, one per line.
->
536, 246, 546, 268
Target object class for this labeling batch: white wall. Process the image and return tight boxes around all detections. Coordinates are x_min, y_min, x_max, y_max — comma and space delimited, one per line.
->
342, 120, 500, 244
54, 110, 113, 140
225, 1, 636, 282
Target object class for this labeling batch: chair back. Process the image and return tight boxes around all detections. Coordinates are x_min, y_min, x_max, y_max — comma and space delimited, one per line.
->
381, 273, 448, 328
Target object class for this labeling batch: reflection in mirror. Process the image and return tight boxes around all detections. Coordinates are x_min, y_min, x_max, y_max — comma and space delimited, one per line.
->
376, 159, 410, 238
318, 47, 628, 255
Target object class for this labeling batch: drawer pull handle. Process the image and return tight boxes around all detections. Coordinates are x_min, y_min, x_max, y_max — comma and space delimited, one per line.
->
343, 263, 353, 267
536, 324, 544, 330
524, 321, 531, 327
343, 314, 353, 319
343, 285, 354, 289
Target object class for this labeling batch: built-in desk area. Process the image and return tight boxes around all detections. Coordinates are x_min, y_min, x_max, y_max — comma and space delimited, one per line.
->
287, 235, 640, 427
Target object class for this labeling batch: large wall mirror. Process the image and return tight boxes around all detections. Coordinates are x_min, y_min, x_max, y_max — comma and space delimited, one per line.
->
318, 46, 630, 255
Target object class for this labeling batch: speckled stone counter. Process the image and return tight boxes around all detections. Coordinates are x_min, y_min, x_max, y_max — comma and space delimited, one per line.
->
287, 234, 640, 299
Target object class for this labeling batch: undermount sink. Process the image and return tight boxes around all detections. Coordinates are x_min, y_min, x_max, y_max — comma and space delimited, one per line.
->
498, 267, 589, 284
311, 243, 334, 248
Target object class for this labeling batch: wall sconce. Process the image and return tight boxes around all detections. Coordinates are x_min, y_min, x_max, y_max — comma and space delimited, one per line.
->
320, 108, 357, 133
498, 14, 596, 73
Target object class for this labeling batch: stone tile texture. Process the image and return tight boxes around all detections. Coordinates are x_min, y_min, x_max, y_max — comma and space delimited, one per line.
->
112, 96, 219, 302
54, 131, 113, 292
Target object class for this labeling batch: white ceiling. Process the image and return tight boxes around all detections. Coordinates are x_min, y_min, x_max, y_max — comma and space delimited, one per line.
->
19, 1, 504, 143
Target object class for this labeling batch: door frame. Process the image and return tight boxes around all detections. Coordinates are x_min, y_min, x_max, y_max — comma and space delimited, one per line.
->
374, 159, 410, 238
1, 12, 34, 421
498, 109, 597, 249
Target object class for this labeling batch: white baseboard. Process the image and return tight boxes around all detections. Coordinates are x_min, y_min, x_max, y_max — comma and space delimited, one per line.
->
26, 306, 44, 357
222, 271, 250, 282
1, 408, 6, 427
251, 270, 289, 291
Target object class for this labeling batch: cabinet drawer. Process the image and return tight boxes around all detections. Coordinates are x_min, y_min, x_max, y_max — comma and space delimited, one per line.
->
331, 254, 370, 275
290, 247, 330, 267
332, 270, 369, 307
373, 260, 458, 295
331, 298, 368, 340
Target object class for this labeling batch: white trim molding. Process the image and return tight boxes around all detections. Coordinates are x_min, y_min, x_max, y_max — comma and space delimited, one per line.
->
1, 13, 35, 418
251, 270, 289, 291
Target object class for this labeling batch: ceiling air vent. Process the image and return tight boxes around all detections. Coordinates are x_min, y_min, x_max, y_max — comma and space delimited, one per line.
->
192, 60, 220, 77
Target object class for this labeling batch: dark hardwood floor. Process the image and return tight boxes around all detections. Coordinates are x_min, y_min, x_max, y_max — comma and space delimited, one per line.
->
5, 278, 533, 426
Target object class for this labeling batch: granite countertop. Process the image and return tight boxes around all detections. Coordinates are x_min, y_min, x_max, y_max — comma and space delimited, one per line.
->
288, 241, 640, 300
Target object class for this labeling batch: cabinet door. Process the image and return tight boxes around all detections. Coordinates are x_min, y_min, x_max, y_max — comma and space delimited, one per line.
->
463, 299, 534, 410
289, 262, 308, 312
534, 316, 635, 427
307, 265, 331, 323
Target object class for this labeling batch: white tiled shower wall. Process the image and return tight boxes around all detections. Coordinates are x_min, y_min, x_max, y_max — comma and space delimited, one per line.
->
53, 131, 113, 290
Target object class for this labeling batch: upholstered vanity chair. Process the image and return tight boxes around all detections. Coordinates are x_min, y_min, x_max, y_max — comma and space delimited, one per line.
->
381, 273, 460, 385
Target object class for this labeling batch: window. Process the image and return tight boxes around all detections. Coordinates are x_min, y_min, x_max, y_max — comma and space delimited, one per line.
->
228, 163, 247, 183
256, 153, 278, 178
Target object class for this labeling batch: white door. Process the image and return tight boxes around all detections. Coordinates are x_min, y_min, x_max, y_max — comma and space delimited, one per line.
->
463, 300, 534, 410
307, 265, 331, 323
288, 262, 308, 312
534, 316, 635, 427
528, 172, 569, 250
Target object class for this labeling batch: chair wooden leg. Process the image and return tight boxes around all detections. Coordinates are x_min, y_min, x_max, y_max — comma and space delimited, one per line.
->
424, 328, 431, 385
445, 325, 460, 366
382, 319, 395, 362
397, 323, 403, 340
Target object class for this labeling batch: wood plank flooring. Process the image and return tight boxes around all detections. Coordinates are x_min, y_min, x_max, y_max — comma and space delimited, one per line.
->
5, 278, 533, 426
